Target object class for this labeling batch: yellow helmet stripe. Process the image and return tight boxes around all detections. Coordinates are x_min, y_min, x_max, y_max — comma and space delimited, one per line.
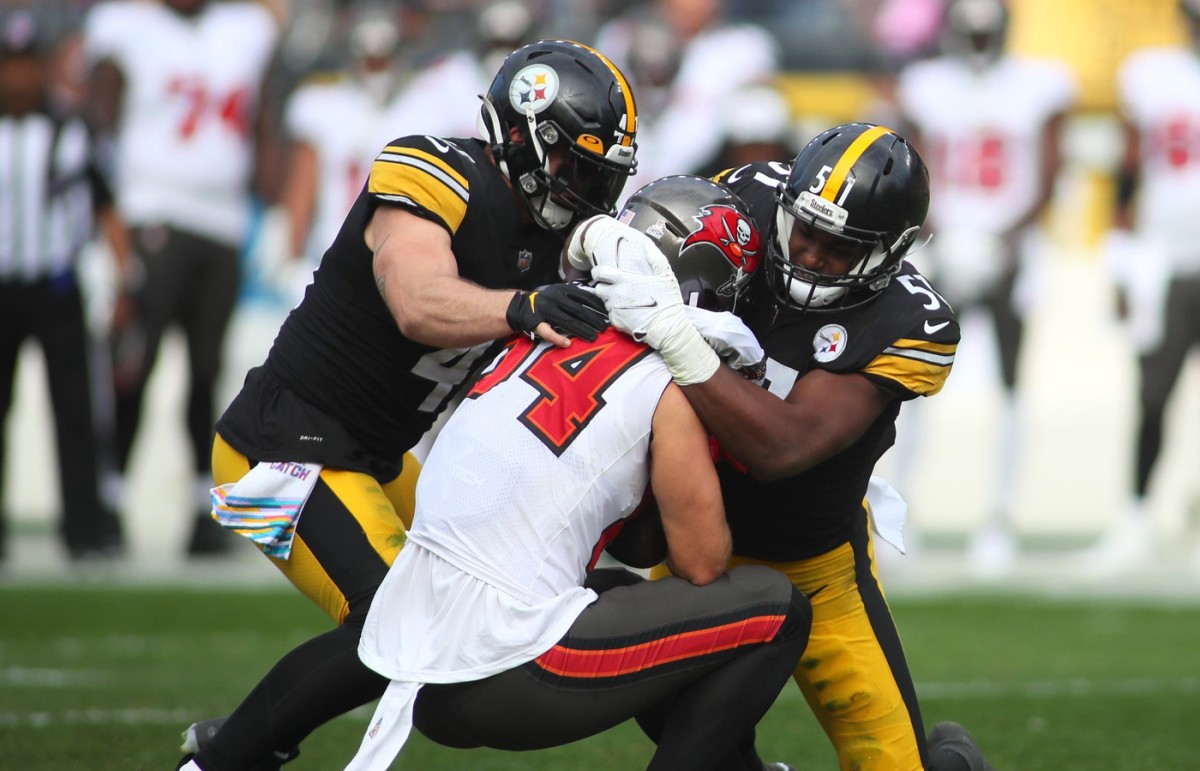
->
821, 125, 895, 202
573, 41, 637, 143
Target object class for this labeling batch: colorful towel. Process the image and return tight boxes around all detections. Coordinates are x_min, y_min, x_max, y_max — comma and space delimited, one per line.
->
210, 461, 322, 559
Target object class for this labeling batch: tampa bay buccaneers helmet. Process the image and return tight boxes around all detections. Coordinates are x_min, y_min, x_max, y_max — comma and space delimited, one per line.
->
769, 122, 929, 313
619, 175, 761, 312
479, 39, 638, 231
940, 0, 1009, 71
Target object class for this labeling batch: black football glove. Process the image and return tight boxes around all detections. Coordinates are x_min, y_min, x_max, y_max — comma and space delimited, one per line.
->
506, 282, 609, 342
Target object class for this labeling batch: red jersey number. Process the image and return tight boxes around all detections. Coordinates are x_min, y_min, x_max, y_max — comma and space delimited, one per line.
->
469, 331, 651, 456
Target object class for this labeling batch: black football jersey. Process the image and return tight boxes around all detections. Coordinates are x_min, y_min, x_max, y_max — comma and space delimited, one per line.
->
217, 136, 564, 479
714, 161, 960, 560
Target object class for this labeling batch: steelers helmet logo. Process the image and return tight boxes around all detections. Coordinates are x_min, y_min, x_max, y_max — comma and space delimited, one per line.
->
509, 64, 560, 114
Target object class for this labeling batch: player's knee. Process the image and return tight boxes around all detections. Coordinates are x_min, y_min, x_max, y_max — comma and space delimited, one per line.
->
779, 584, 813, 645
726, 565, 811, 645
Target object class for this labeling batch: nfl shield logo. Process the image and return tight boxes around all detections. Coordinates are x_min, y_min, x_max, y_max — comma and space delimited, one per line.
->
516, 249, 533, 272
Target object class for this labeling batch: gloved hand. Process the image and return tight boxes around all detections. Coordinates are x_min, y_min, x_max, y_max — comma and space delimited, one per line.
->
683, 306, 767, 383
589, 240, 720, 385
506, 282, 609, 341
565, 214, 630, 271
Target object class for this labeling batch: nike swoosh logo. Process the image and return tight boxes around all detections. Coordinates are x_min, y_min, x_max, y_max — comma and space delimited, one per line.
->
924, 320, 950, 334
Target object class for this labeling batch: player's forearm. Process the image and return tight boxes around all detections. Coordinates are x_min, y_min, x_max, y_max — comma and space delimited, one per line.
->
381, 274, 514, 347
681, 367, 824, 482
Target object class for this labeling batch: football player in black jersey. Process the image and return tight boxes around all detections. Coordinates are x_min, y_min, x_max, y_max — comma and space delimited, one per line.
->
573, 123, 993, 769
177, 40, 637, 771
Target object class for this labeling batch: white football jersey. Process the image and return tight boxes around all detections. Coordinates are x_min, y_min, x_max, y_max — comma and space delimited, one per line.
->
595, 20, 781, 205
284, 52, 487, 264
409, 329, 671, 606
84, 1, 278, 246
1117, 46, 1200, 272
897, 55, 1076, 234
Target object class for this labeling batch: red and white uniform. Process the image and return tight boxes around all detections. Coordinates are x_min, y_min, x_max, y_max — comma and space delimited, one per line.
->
84, 1, 278, 247
284, 52, 487, 264
595, 19, 780, 206
352, 330, 671, 767
897, 55, 1075, 235
1117, 46, 1200, 276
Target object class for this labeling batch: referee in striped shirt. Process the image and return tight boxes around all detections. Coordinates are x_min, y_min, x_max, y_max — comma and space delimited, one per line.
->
0, 9, 132, 561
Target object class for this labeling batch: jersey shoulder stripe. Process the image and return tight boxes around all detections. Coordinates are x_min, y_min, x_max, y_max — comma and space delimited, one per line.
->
369, 140, 471, 233
866, 338, 956, 397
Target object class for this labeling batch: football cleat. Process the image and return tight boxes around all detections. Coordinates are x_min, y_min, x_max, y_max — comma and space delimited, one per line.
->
180, 716, 299, 771
926, 721, 994, 771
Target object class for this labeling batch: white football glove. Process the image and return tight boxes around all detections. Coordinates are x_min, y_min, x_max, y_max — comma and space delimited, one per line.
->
565, 214, 629, 271
683, 306, 766, 383
588, 232, 720, 385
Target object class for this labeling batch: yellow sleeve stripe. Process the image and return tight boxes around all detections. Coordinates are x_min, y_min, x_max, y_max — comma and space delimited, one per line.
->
865, 341, 957, 396
822, 124, 894, 203
369, 147, 469, 233
888, 338, 957, 356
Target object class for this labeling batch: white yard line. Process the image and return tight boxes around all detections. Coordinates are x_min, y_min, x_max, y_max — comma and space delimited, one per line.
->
3, 677, 1197, 728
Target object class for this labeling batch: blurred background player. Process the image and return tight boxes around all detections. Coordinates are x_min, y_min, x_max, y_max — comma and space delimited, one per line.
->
895, 0, 1076, 576
593, 0, 781, 205
0, 7, 132, 562
262, 1, 537, 305
1086, 0, 1200, 574
82, 0, 282, 556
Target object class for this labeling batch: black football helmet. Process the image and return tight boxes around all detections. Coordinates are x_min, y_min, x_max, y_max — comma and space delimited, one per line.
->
619, 175, 762, 313
768, 122, 929, 313
939, 0, 1009, 70
479, 39, 638, 231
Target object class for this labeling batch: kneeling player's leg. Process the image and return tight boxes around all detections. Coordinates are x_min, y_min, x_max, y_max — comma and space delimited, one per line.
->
415, 565, 810, 770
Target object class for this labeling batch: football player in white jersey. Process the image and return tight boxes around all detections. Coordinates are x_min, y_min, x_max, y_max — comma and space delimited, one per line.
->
895, 0, 1077, 576
345, 175, 809, 771
83, 0, 281, 555
267, 2, 537, 304
593, 0, 781, 207
1085, 0, 1200, 574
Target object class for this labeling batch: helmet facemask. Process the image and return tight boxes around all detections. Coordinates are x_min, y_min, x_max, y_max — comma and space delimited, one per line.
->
512, 107, 636, 230
941, 0, 1008, 72
768, 185, 919, 313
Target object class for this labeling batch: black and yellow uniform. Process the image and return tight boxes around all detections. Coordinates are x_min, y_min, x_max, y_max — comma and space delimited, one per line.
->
204, 135, 568, 770
217, 135, 564, 614
710, 160, 958, 769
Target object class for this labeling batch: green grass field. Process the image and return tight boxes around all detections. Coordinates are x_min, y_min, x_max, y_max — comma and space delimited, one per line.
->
2, 585, 1198, 770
